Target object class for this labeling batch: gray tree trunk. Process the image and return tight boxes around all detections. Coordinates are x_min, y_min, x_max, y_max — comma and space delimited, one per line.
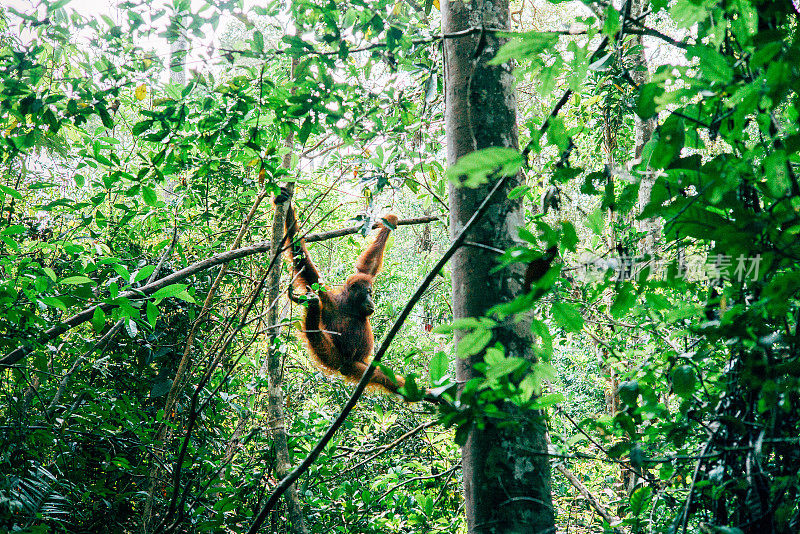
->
260, 61, 308, 530
263, 178, 307, 534
631, 0, 659, 254
443, 1, 555, 532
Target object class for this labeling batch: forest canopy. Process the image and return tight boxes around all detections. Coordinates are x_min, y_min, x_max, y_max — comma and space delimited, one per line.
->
1, 0, 798, 533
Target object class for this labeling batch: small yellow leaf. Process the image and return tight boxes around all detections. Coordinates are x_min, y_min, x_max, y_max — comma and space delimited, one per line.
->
135, 84, 147, 101
392, 1, 402, 16
433, 0, 440, 10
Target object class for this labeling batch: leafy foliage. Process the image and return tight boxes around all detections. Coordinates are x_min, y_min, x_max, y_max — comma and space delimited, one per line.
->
0, 0, 798, 533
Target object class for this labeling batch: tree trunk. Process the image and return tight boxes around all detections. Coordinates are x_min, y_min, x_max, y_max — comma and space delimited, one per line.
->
262, 179, 307, 534
443, 1, 555, 532
259, 58, 308, 532
630, 0, 659, 254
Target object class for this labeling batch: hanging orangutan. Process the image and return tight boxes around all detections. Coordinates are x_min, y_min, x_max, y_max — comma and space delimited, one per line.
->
278, 197, 404, 394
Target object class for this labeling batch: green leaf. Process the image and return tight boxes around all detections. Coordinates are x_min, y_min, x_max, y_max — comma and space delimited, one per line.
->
92, 307, 106, 333
146, 301, 159, 327
688, 45, 733, 84
1, 235, 18, 251
40, 296, 67, 311
508, 185, 530, 199
560, 221, 578, 251
1, 224, 25, 235
446, 147, 523, 188
532, 392, 564, 408
142, 186, 157, 206
0, 184, 22, 200
618, 380, 639, 406
650, 114, 684, 169
43, 267, 57, 282
636, 83, 663, 119
175, 290, 196, 304
456, 329, 493, 358
429, 351, 449, 384
432, 317, 496, 334
751, 41, 782, 70
134, 265, 155, 283
132, 120, 153, 136
61, 275, 94, 285
610, 283, 636, 318
546, 116, 569, 152
489, 31, 559, 65
152, 283, 189, 302
670, 0, 709, 28
672, 365, 696, 398
602, 5, 620, 36
629, 484, 652, 514
551, 302, 583, 332
485, 357, 527, 381
252, 30, 264, 53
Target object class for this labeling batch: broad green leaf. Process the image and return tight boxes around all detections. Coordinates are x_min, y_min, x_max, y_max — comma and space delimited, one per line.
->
688, 45, 733, 84
252, 30, 264, 53
1, 235, 18, 252
152, 283, 189, 302
546, 116, 569, 152
432, 317, 496, 334
429, 351, 449, 384
92, 307, 106, 333
175, 290, 196, 304
489, 31, 559, 65
456, 329, 493, 358
1, 225, 24, 235
142, 186, 157, 206
560, 221, 578, 251
532, 392, 564, 408
670, 0, 709, 28
146, 301, 159, 327
134, 265, 156, 283
0, 184, 22, 199
485, 357, 527, 381
672, 365, 696, 398
618, 380, 639, 406
40, 296, 67, 311
61, 275, 94, 285
551, 302, 583, 332
650, 114, 684, 169
446, 147, 523, 188
602, 5, 620, 36
636, 83, 664, 119
611, 284, 636, 318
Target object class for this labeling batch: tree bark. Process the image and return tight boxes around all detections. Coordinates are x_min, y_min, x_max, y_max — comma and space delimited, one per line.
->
262, 182, 307, 533
631, 0, 659, 254
443, 0, 555, 532
259, 54, 308, 532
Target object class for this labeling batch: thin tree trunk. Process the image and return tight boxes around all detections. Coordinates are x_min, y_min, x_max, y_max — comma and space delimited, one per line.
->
631, 0, 658, 253
258, 56, 307, 533
443, 0, 555, 532
262, 180, 308, 533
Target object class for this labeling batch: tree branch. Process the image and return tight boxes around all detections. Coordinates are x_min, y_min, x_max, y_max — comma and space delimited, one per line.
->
0, 216, 439, 368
